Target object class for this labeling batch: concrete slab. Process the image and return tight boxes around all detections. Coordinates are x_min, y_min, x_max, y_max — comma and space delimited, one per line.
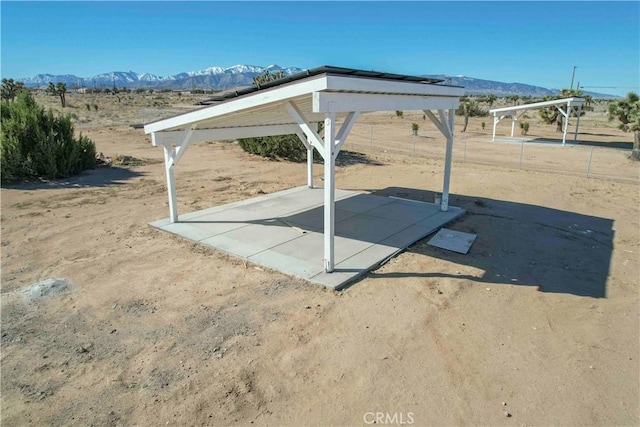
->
428, 228, 477, 254
150, 186, 465, 289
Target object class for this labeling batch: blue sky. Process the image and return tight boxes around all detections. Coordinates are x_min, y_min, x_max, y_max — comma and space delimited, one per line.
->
1, 1, 638, 96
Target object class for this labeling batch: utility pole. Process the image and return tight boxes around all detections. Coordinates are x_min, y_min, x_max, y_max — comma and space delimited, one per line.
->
570, 66, 577, 91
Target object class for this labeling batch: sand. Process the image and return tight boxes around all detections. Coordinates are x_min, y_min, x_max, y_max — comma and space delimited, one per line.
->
1, 92, 638, 426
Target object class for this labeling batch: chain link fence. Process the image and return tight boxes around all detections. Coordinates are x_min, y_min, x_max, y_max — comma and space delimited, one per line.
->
343, 123, 639, 183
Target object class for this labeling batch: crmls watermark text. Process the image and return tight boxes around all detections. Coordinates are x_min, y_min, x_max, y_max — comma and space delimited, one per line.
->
363, 412, 415, 425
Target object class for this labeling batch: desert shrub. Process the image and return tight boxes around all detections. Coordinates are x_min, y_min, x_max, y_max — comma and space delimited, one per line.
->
411, 123, 419, 135
238, 134, 321, 162
395, 110, 404, 118
237, 69, 322, 163
85, 103, 91, 111
1, 91, 96, 182
93, 104, 99, 111
520, 121, 530, 135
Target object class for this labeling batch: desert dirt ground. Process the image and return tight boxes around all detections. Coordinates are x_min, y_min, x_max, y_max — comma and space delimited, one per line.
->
1, 92, 639, 426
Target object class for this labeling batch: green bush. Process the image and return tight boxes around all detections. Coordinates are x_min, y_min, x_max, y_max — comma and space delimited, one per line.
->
238, 134, 321, 163
1, 91, 96, 182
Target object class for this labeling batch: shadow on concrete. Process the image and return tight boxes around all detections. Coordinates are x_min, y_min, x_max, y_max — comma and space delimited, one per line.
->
1, 167, 146, 190
361, 187, 613, 298
576, 140, 633, 150
493, 136, 632, 150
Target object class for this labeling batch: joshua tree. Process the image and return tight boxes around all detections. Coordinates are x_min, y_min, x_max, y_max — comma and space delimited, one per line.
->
608, 92, 640, 158
48, 82, 67, 107
253, 69, 284, 86
457, 97, 489, 133
459, 99, 471, 132
411, 123, 419, 135
506, 95, 520, 105
538, 89, 584, 132
486, 94, 497, 107
1, 78, 25, 101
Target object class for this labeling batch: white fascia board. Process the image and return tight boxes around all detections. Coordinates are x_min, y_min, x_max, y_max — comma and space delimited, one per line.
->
490, 97, 585, 115
144, 75, 329, 134
324, 75, 465, 97
313, 92, 460, 113
152, 124, 303, 146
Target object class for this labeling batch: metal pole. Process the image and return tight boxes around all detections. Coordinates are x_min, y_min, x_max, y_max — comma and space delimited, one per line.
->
412, 134, 416, 156
519, 140, 524, 169
570, 66, 577, 91
586, 146, 594, 178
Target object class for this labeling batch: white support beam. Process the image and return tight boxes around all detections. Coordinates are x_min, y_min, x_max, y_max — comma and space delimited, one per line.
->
295, 130, 314, 188
441, 109, 455, 212
307, 147, 314, 188
557, 103, 570, 146
144, 75, 329, 134
574, 104, 582, 141
323, 111, 337, 273
171, 125, 196, 166
285, 101, 325, 154
489, 97, 585, 115
492, 115, 500, 142
424, 110, 448, 138
163, 145, 178, 222
152, 124, 303, 147
425, 109, 455, 211
314, 92, 459, 113
438, 109, 453, 140
324, 75, 465, 98
333, 111, 360, 156
295, 129, 311, 150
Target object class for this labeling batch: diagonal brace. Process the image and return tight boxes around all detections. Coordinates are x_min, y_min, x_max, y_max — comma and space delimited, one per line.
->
424, 109, 452, 140
286, 101, 325, 154
170, 125, 197, 166
333, 111, 360, 158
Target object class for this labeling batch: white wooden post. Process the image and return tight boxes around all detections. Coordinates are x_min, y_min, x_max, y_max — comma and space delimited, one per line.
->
323, 112, 336, 273
574, 104, 582, 141
562, 102, 570, 146
510, 117, 516, 138
307, 147, 314, 188
441, 109, 455, 212
163, 145, 178, 222
492, 115, 498, 142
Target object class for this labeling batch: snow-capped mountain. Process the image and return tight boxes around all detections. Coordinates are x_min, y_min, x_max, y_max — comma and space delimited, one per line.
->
15, 65, 616, 98
19, 64, 304, 90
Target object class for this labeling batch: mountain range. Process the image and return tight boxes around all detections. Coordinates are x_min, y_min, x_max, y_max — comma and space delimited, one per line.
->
17, 64, 616, 98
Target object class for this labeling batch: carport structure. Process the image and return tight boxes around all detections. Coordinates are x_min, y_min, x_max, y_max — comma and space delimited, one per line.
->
145, 66, 465, 287
490, 97, 585, 145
